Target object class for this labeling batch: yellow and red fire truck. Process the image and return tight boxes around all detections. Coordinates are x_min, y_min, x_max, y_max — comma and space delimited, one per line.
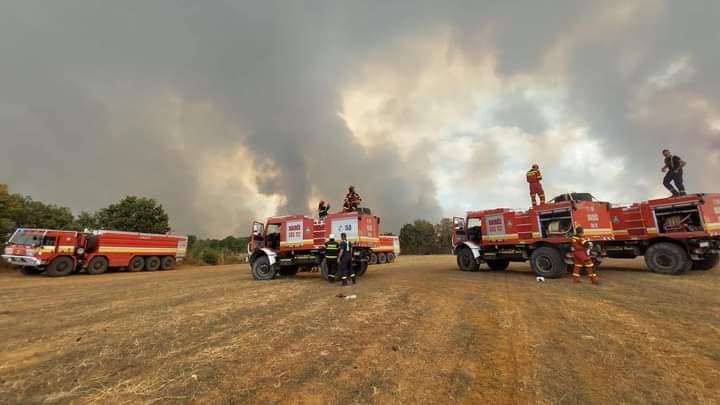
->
452, 193, 613, 278
604, 193, 720, 274
369, 235, 400, 265
248, 210, 381, 280
3, 228, 188, 277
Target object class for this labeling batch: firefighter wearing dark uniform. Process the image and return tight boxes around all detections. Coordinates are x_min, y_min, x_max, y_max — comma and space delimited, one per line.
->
571, 227, 598, 284
343, 186, 362, 212
526, 164, 545, 207
318, 200, 330, 220
324, 234, 339, 282
661, 149, 687, 197
338, 232, 356, 285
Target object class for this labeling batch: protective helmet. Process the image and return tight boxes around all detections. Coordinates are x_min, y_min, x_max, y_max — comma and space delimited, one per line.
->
329, 234, 336, 240
349, 185, 355, 191
575, 226, 584, 235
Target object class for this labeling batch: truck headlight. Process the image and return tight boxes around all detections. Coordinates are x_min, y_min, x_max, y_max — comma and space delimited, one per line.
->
699, 241, 709, 248
76, 248, 85, 255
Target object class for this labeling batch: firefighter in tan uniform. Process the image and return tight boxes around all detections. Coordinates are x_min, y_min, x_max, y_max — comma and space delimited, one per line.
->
571, 227, 598, 284
526, 164, 545, 207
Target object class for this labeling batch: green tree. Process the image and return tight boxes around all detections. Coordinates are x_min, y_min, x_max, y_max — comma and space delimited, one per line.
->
95, 196, 170, 234
434, 218, 453, 254
74, 211, 99, 231
399, 219, 437, 255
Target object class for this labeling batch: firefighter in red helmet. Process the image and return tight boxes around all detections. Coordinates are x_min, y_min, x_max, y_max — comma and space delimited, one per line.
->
571, 227, 598, 284
526, 164, 545, 207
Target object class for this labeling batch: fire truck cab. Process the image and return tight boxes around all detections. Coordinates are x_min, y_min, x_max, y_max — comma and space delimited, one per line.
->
248, 210, 380, 280
452, 194, 613, 278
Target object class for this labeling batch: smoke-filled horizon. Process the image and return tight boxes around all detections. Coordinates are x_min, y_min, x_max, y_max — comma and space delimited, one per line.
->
1, 1, 718, 238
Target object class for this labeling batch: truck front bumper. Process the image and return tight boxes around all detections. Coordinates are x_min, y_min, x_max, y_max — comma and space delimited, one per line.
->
2, 255, 43, 267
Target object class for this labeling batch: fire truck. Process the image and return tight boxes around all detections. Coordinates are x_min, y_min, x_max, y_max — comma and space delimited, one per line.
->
248, 210, 381, 280
603, 193, 720, 274
452, 193, 613, 278
369, 235, 400, 265
2, 228, 188, 276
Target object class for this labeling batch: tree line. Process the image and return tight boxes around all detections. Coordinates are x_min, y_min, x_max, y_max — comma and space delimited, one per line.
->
399, 218, 453, 255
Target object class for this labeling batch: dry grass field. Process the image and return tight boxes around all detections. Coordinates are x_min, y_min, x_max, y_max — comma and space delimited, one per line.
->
0, 256, 718, 404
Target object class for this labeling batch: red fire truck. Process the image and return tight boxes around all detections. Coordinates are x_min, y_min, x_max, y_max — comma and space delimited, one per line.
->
603, 193, 720, 274
3, 228, 188, 277
369, 235, 400, 265
452, 193, 613, 278
248, 210, 380, 280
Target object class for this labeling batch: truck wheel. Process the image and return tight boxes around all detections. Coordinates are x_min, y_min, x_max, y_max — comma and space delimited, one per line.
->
128, 256, 145, 272
19, 266, 42, 276
486, 259, 510, 271
456, 247, 479, 272
355, 261, 368, 277
251, 256, 275, 280
369, 253, 378, 265
144, 256, 161, 271
530, 247, 564, 278
86, 257, 109, 275
387, 253, 396, 263
692, 254, 719, 271
44, 257, 75, 277
645, 242, 691, 275
160, 256, 176, 270
378, 253, 387, 264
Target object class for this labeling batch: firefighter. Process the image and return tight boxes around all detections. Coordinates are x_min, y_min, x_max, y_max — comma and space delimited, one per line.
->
343, 186, 362, 212
324, 234, 339, 282
526, 164, 545, 207
661, 149, 687, 197
337, 232, 356, 286
318, 200, 330, 220
571, 227, 598, 284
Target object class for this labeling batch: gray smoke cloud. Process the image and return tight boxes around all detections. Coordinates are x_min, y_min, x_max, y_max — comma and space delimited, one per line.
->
1, 1, 718, 237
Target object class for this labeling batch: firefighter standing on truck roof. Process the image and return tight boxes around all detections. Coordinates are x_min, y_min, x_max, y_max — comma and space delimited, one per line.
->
338, 232, 356, 286
661, 149, 687, 197
343, 186, 362, 212
571, 227, 599, 284
324, 234, 339, 282
318, 200, 330, 221
527, 164, 545, 207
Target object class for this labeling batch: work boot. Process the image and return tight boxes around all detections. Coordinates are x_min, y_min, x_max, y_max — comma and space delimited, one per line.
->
572, 274, 581, 283
590, 274, 599, 285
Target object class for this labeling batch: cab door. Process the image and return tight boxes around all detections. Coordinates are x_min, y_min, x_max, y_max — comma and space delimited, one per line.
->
249, 221, 265, 252
452, 217, 466, 247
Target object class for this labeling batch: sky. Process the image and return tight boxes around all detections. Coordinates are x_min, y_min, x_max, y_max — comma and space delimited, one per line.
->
1, 0, 718, 237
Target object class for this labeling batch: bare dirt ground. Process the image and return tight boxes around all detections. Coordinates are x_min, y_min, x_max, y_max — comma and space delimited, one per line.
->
1, 256, 719, 404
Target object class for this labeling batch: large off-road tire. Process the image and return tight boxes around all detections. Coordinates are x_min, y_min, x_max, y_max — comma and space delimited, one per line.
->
645, 242, 691, 275
691, 254, 719, 271
387, 253, 396, 263
530, 247, 564, 278
86, 256, 109, 275
144, 256, 161, 271
355, 261, 368, 277
251, 256, 276, 280
19, 266, 42, 276
456, 247, 479, 272
369, 253, 378, 265
44, 256, 75, 277
377, 253, 387, 264
160, 256, 176, 270
128, 256, 145, 272
486, 259, 510, 271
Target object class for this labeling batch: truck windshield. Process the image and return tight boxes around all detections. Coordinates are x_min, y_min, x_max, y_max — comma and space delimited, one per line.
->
9, 232, 43, 246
